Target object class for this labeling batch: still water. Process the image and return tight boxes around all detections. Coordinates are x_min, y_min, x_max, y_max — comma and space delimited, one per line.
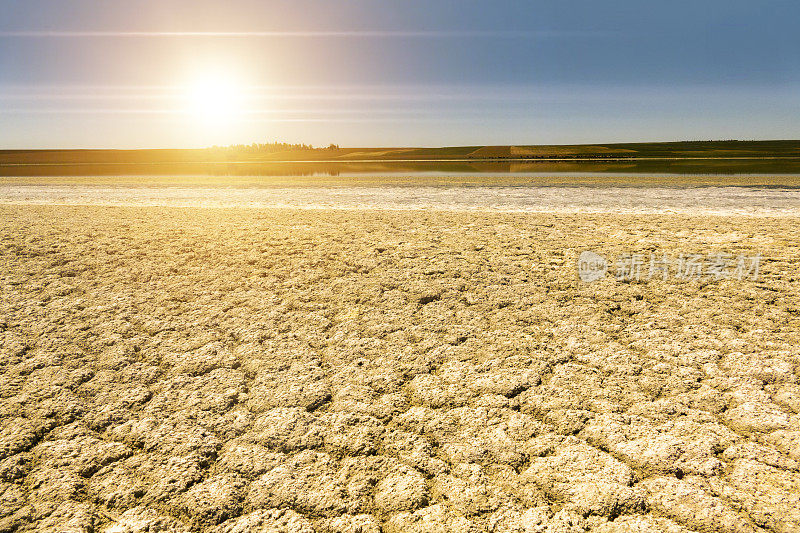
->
2, 160, 800, 215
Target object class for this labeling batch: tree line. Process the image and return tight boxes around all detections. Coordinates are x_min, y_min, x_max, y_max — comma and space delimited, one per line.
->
210, 142, 340, 153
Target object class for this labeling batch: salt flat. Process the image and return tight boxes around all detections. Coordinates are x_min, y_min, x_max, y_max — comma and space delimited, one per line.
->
1, 184, 800, 215
2, 205, 800, 532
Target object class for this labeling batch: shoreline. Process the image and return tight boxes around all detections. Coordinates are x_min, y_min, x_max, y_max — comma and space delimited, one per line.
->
2, 183, 799, 216
3, 202, 800, 217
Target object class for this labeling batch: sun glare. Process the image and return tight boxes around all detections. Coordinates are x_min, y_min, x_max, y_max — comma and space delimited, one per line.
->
185, 74, 244, 125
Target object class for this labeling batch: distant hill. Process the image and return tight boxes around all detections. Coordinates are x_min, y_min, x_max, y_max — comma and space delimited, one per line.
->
2, 140, 800, 165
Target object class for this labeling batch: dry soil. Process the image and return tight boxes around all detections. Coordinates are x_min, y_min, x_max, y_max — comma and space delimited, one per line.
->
1, 206, 799, 533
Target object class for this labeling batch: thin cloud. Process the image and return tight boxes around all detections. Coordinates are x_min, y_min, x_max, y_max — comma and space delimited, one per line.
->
1, 108, 437, 115
0, 30, 604, 38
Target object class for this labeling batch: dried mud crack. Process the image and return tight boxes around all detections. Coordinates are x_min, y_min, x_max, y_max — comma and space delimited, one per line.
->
1, 205, 800, 532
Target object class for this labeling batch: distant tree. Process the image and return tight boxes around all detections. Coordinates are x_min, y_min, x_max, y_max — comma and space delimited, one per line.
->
210, 141, 347, 154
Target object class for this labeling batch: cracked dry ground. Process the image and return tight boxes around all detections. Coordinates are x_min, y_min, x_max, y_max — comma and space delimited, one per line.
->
2, 205, 800, 533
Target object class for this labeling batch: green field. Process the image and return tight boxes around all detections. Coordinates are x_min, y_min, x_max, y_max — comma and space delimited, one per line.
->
3, 140, 800, 180
3, 140, 800, 165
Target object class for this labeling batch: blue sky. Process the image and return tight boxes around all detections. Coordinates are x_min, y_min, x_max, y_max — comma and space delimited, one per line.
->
1, 0, 799, 148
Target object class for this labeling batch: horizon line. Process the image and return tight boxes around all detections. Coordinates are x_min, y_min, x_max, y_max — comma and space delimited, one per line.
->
1, 139, 796, 152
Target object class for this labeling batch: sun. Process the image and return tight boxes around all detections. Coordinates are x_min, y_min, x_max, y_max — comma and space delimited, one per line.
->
185, 74, 244, 125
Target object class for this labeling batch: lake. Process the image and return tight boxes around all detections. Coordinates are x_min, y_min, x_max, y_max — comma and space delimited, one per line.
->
2, 160, 800, 215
